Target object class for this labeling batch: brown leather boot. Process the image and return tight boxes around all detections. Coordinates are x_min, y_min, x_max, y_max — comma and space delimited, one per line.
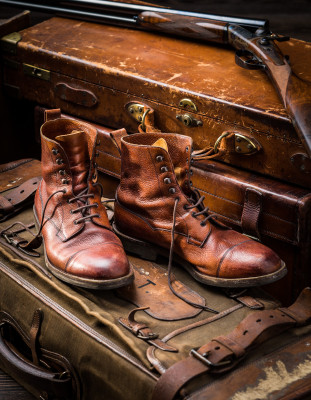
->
34, 118, 133, 289
113, 132, 286, 288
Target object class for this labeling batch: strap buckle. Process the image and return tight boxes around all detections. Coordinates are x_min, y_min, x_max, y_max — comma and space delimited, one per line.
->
136, 330, 159, 340
190, 349, 232, 369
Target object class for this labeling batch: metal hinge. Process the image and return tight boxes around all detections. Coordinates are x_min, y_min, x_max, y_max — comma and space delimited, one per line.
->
23, 63, 50, 81
0, 32, 21, 55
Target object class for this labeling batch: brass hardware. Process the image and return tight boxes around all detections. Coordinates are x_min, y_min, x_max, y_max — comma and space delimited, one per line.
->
179, 98, 197, 112
0, 32, 21, 54
214, 131, 231, 153
176, 113, 202, 127
127, 103, 146, 123
214, 132, 259, 155
23, 64, 50, 81
234, 133, 257, 154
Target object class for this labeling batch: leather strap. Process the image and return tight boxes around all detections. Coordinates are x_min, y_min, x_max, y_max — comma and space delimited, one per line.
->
44, 108, 61, 122
110, 128, 128, 155
119, 308, 177, 352
241, 188, 262, 240
0, 177, 40, 221
152, 287, 311, 400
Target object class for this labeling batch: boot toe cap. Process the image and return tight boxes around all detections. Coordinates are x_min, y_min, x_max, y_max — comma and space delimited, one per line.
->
218, 240, 284, 280
66, 244, 130, 281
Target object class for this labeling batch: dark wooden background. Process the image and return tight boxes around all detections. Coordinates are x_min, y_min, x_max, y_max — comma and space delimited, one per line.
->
0, 1, 311, 398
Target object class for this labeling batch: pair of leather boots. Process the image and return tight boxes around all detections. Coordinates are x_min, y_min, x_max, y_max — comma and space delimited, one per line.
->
34, 116, 286, 290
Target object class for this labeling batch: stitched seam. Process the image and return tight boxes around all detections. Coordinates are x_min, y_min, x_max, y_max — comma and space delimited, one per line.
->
97, 149, 120, 160
0, 159, 34, 173
216, 239, 252, 277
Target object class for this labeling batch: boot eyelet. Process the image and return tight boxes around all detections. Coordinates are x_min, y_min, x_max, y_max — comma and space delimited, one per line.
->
189, 180, 193, 186
169, 187, 176, 194
95, 151, 100, 157
183, 204, 189, 210
62, 178, 69, 185
52, 148, 59, 155
95, 203, 99, 208
96, 140, 101, 146
200, 222, 206, 227
161, 166, 169, 173
190, 170, 193, 176
164, 177, 171, 184
56, 158, 63, 165
192, 211, 196, 217
59, 169, 66, 176
73, 220, 78, 225
186, 146, 189, 152
156, 155, 164, 162
70, 210, 74, 214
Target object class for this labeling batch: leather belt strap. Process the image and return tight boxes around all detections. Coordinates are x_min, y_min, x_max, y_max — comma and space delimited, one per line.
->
152, 287, 311, 400
0, 177, 40, 221
119, 308, 177, 352
241, 188, 262, 240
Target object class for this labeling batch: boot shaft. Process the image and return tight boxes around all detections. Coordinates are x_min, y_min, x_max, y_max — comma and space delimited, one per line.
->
117, 132, 193, 214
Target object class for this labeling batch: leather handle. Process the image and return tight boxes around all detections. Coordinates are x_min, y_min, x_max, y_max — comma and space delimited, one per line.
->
0, 328, 73, 399
55, 83, 98, 107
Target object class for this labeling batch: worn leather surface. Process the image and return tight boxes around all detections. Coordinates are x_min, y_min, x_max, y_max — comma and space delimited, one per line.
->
0, 159, 41, 192
34, 118, 130, 284
152, 288, 311, 400
5, 17, 311, 187
114, 132, 283, 283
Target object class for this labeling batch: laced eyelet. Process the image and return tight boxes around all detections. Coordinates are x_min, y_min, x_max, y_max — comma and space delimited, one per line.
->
200, 222, 206, 227
56, 158, 63, 165
183, 204, 189, 210
70, 210, 74, 214
192, 211, 196, 217
52, 148, 59, 155
156, 155, 164, 162
73, 220, 79, 225
164, 177, 171, 184
94, 203, 99, 208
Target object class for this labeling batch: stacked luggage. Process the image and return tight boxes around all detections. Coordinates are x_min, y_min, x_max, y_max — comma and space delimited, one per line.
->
0, 5, 311, 399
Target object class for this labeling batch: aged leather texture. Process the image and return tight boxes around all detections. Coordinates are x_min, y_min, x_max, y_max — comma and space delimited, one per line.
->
114, 132, 286, 287
34, 117, 132, 289
5, 17, 311, 188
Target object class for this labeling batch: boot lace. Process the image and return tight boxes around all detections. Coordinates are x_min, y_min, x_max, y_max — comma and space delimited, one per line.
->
167, 196, 218, 314
67, 187, 100, 225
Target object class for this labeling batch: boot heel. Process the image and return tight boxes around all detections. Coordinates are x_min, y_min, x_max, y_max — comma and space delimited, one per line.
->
113, 223, 158, 261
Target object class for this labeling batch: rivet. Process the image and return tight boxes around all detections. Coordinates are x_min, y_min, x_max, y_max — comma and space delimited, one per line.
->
129, 107, 134, 113
301, 164, 306, 171
236, 137, 241, 143
236, 146, 241, 152
139, 106, 143, 113
247, 143, 253, 150
138, 116, 142, 122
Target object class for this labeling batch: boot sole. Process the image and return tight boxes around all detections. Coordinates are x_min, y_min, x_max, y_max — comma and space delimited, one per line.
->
33, 207, 134, 290
112, 223, 287, 288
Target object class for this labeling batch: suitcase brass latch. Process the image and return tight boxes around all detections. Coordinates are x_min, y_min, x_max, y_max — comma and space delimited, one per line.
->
176, 113, 203, 127
23, 64, 51, 81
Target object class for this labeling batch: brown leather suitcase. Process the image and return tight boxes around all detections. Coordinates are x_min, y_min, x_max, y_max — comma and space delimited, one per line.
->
1, 16, 311, 188
35, 108, 311, 306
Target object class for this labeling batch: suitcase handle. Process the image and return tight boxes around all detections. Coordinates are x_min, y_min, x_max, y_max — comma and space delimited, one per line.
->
0, 311, 79, 400
55, 82, 98, 108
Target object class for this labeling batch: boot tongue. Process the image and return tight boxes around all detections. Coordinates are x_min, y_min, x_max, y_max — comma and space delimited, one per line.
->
152, 138, 184, 187
55, 130, 90, 194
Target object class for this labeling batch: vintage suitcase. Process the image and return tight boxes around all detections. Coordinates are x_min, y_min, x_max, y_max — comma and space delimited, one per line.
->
1, 161, 311, 400
37, 108, 311, 306
1, 17, 311, 188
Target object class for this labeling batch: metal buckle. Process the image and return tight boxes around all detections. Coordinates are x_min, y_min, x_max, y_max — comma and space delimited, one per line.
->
190, 349, 232, 368
137, 330, 159, 340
